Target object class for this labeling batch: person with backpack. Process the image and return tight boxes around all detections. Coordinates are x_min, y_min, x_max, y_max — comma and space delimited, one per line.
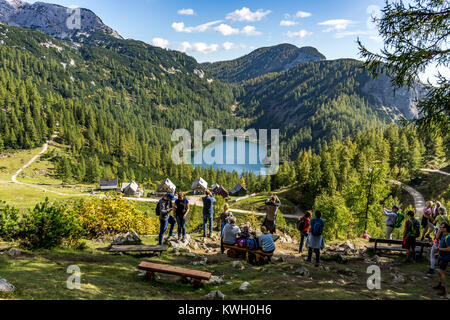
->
434, 207, 449, 230
156, 193, 176, 245
258, 226, 275, 253
306, 210, 325, 267
173, 192, 190, 242
297, 211, 311, 253
219, 203, 234, 237
421, 201, 434, 241
221, 216, 241, 254
202, 190, 216, 238
263, 195, 281, 234
402, 210, 420, 263
383, 205, 399, 240
433, 222, 450, 296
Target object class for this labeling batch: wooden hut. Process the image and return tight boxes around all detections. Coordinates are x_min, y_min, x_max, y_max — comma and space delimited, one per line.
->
212, 183, 229, 199
99, 179, 119, 192
191, 177, 208, 195
229, 184, 248, 197
122, 181, 143, 197
156, 178, 176, 196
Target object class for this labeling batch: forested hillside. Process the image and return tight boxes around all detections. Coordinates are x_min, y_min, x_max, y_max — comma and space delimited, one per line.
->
202, 44, 326, 83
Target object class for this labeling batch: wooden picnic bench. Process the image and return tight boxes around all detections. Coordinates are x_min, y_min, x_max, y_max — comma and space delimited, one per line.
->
109, 245, 168, 256
138, 261, 211, 289
368, 238, 431, 258
223, 243, 274, 265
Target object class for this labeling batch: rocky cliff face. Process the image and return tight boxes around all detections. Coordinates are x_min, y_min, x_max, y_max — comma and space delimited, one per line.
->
361, 74, 423, 120
0, 0, 121, 41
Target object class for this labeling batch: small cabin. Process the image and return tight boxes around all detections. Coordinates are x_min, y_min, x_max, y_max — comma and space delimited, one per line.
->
122, 181, 143, 197
191, 177, 208, 195
99, 179, 119, 192
212, 183, 229, 199
229, 184, 248, 197
156, 178, 176, 196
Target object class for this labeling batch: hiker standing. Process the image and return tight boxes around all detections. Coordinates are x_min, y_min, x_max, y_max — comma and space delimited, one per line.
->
297, 211, 312, 253
427, 226, 445, 276
402, 211, 420, 263
432, 201, 444, 221
306, 210, 325, 267
434, 207, 449, 228
174, 192, 190, 242
156, 193, 176, 245
421, 201, 434, 241
433, 223, 450, 296
263, 195, 281, 234
219, 203, 234, 237
202, 190, 216, 238
383, 205, 399, 240
221, 216, 241, 253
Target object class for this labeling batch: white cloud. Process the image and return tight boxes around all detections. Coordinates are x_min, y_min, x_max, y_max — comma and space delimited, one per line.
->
369, 35, 383, 43
287, 29, 312, 38
152, 37, 170, 49
172, 20, 222, 33
179, 42, 219, 54
296, 11, 311, 18
334, 30, 371, 38
214, 24, 240, 36
280, 20, 299, 27
241, 25, 262, 36
223, 42, 248, 50
177, 8, 195, 16
318, 19, 356, 32
226, 7, 271, 22
366, 5, 381, 30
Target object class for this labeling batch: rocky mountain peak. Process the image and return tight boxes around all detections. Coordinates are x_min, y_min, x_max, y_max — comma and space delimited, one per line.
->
0, 0, 122, 41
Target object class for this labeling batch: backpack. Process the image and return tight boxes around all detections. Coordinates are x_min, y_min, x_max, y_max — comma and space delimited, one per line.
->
393, 212, 405, 229
407, 218, 420, 238
156, 200, 161, 216
311, 220, 324, 236
297, 217, 306, 232
246, 238, 258, 251
237, 238, 247, 248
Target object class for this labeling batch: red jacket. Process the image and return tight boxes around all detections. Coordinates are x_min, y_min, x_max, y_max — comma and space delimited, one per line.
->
300, 217, 310, 232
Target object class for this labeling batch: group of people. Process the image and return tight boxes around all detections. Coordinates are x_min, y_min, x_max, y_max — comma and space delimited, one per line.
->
155, 189, 217, 245
382, 202, 450, 296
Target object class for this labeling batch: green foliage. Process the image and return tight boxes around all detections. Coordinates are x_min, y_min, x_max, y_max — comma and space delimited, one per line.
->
358, 0, 449, 137
18, 198, 81, 249
0, 201, 20, 241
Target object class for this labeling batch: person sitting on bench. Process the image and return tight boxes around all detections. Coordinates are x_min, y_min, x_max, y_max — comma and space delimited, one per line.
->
258, 226, 275, 254
221, 216, 241, 254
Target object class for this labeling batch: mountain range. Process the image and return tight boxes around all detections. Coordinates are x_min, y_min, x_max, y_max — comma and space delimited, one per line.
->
0, 0, 425, 172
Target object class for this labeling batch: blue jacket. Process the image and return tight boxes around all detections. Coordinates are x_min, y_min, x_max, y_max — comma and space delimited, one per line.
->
258, 233, 275, 252
202, 196, 216, 216
439, 234, 450, 262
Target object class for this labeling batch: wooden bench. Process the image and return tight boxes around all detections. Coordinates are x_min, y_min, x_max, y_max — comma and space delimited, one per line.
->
110, 245, 168, 256
223, 244, 274, 265
138, 261, 211, 289
368, 238, 431, 258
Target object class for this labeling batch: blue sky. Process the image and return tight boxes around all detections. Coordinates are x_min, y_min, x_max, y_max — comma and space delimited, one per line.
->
27, 0, 388, 63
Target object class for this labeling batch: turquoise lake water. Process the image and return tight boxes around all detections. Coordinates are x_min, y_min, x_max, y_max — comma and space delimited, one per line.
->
192, 138, 271, 176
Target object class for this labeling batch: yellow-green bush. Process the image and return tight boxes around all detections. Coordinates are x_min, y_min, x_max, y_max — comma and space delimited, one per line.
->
75, 195, 156, 237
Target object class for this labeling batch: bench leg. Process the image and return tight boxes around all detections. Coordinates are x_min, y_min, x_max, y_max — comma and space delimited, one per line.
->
193, 279, 202, 289
145, 271, 155, 281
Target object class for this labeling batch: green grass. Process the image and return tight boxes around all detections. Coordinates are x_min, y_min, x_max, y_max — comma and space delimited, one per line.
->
0, 237, 443, 300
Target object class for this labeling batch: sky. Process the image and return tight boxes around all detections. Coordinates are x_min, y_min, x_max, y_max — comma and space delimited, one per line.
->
24, 0, 448, 83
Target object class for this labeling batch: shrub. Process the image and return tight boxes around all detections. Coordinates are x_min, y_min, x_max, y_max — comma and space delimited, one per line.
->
75, 195, 155, 238
0, 201, 20, 241
18, 198, 82, 249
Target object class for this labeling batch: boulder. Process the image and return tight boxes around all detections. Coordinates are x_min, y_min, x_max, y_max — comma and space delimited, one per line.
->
393, 273, 406, 284
205, 290, 225, 300
7, 248, 22, 258
207, 275, 224, 285
239, 281, 250, 291
0, 279, 15, 292
192, 257, 208, 266
232, 261, 245, 270
111, 231, 141, 245
337, 253, 348, 264
294, 266, 310, 278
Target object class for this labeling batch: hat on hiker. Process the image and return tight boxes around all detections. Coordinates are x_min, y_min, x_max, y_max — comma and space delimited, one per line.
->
392, 205, 399, 211
167, 193, 175, 200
